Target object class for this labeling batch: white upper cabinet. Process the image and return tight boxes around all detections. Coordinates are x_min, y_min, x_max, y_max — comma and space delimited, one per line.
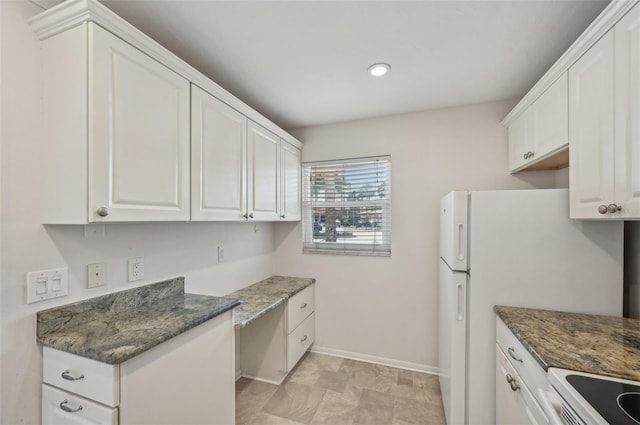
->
30, 0, 304, 224
90, 24, 190, 222
506, 73, 569, 173
191, 85, 247, 221
280, 141, 302, 221
614, 3, 640, 218
247, 121, 281, 221
41, 22, 190, 223
570, 2, 640, 219
569, 31, 615, 219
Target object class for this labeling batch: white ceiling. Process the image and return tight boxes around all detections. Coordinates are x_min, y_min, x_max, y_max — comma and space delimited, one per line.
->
34, 0, 610, 130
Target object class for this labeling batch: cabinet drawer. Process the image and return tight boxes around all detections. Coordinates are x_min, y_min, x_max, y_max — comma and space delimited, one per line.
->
287, 285, 314, 333
495, 346, 548, 425
42, 383, 118, 425
287, 312, 315, 371
496, 319, 548, 399
43, 347, 119, 407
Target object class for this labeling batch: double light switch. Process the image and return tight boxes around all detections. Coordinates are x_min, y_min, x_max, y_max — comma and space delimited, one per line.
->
26, 267, 69, 304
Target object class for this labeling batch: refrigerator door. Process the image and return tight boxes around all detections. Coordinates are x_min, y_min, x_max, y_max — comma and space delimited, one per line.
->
438, 259, 467, 425
440, 191, 469, 272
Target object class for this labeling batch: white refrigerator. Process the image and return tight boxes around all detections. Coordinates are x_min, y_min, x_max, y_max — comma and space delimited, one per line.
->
438, 189, 623, 425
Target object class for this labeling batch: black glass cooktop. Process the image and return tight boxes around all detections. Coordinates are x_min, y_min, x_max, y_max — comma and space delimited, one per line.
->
566, 375, 640, 425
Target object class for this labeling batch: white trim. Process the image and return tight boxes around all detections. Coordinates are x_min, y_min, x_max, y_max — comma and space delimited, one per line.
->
310, 345, 439, 376
239, 373, 287, 386
27, 0, 303, 150
502, 0, 640, 126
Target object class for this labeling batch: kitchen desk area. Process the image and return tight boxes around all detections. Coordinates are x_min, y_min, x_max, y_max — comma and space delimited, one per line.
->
494, 306, 640, 425
229, 275, 316, 384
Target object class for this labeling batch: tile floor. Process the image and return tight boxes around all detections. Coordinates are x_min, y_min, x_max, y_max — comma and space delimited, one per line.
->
236, 352, 446, 425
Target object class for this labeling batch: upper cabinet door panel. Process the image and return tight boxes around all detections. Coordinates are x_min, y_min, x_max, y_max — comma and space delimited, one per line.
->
615, 4, 640, 218
507, 111, 531, 172
191, 85, 247, 221
281, 142, 301, 221
89, 24, 190, 222
532, 72, 568, 156
569, 30, 615, 219
247, 121, 280, 220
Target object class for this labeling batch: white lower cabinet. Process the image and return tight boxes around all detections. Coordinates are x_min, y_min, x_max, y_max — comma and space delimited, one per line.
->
240, 284, 315, 384
42, 311, 235, 425
495, 319, 549, 425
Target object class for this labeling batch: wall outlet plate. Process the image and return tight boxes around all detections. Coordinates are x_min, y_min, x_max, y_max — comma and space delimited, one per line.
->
87, 263, 106, 288
128, 257, 144, 282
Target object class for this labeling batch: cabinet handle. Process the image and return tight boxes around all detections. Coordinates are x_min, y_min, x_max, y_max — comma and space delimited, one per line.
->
243, 213, 248, 219
507, 347, 523, 363
607, 203, 622, 213
281, 214, 286, 219
96, 207, 109, 217
510, 380, 520, 392
300, 303, 307, 309
249, 213, 254, 219
59, 400, 83, 413
505, 373, 515, 384
61, 370, 84, 381
300, 335, 308, 342
598, 204, 608, 214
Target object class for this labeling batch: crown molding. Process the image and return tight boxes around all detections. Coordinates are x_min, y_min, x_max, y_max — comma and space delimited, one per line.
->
502, 0, 640, 126
28, 0, 303, 148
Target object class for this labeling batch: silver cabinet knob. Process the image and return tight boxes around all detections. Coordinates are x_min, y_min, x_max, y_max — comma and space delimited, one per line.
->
506, 374, 515, 384
607, 204, 622, 213
281, 214, 286, 219
510, 380, 520, 392
523, 153, 528, 159
243, 213, 248, 219
523, 151, 535, 160
249, 213, 254, 219
598, 205, 608, 214
96, 207, 109, 217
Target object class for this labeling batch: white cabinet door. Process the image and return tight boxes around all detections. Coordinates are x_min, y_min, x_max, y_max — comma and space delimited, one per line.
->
89, 24, 190, 222
569, 30, 615, 219
495, 348, 536, 425
191, 85, 247, 221
280, 141, 301, 221
532, 73, 568, 157
508, 111, 532, 172
615, 3, 640, 218
42, 384, 118, 425
247, 120, 280, 221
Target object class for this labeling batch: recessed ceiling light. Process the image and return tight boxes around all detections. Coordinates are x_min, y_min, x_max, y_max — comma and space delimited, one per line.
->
368, 63, 391, 77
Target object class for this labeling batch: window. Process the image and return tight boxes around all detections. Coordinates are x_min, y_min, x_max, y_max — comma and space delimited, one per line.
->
302, 156, 391, 256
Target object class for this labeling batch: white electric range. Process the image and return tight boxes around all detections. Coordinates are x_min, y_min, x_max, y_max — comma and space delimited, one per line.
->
548, 368, 640, 425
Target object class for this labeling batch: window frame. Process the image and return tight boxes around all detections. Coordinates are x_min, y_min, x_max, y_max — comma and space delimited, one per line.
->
301, 155, 391, 257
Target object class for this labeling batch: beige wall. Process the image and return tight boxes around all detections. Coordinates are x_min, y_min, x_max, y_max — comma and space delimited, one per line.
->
273, 102, 564, 370
1, 3, 275, 423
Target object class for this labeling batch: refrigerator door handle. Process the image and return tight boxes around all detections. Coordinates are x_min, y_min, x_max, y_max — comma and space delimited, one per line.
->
456, 283, 465, 321
457, 224, 465, 261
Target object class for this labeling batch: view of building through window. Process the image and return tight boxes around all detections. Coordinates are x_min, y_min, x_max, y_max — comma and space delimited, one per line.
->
302, 156, 391, 255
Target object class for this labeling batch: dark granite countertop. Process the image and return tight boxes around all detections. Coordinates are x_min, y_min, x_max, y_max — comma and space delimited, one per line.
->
37, 277, 240, 364
494, 306, 640, 382
228, 275, 315, 328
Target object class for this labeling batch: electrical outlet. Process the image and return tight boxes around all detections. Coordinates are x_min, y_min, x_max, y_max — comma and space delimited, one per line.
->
218, 245, 225, 263
87, 263, 106, 288
128, 258, 144, 282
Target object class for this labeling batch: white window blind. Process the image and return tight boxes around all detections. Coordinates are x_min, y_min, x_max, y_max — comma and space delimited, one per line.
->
302, 156, 391, 256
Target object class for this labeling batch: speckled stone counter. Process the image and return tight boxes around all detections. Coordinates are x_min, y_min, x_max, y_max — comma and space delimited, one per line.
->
228, 275, 315, 328
494, 306, 640, 382
37, 277, 240, 364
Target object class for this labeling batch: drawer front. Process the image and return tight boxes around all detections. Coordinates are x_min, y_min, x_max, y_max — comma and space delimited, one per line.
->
287, 285, 315, 333
42, 384, 118, 425
43, 347, 119, 407
496, 319, 548, 399
287, 312, 315, 371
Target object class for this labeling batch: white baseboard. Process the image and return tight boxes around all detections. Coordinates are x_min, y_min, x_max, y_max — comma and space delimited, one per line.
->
310, 345, 439, 376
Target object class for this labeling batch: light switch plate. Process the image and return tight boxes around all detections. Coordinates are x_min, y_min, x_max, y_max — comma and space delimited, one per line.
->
87, 263, 106, 288
26, 267, 68, 304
